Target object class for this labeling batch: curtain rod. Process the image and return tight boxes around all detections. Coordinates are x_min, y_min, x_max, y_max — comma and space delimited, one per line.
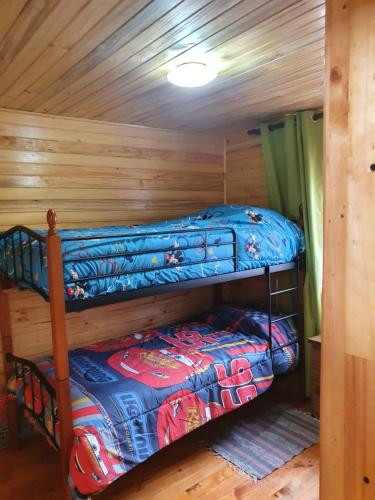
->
247, 111, 323, 136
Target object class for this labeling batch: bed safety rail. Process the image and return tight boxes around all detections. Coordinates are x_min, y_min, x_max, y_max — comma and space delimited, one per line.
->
61, 226, 238, 283
6, 353, 59, 450
0, 212, 304, 315
0, 226, 48, 298
0, 219, 239, 311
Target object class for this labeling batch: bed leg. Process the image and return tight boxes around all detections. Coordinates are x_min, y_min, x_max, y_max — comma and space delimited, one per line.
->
59, 418, 73, 500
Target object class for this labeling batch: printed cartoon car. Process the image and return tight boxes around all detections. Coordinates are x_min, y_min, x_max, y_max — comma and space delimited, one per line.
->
156, 389, 226, 447
107, 347, 214, 388
83, 330, 158, 352
71, 425, 122, 493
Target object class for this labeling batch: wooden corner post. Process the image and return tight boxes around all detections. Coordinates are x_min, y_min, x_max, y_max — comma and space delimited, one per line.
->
321, 1, 375, 498
46, 209, 73, 495
0, 282, 19, 449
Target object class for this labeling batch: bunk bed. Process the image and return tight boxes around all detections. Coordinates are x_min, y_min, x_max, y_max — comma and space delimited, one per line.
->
0, 205, 304, 499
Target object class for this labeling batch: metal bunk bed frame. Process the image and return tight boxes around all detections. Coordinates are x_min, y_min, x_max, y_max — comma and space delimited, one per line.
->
0, 209, 304, 499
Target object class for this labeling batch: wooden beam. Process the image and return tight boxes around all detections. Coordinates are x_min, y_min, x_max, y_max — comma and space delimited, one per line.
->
321, 1, 375, 498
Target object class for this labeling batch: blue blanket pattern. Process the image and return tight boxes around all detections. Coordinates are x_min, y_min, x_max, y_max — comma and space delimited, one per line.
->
0, 205, 304, 301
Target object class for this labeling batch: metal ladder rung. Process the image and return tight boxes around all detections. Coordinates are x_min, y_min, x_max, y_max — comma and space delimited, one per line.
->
272, 312, 299, 323
270, 286, 298, 296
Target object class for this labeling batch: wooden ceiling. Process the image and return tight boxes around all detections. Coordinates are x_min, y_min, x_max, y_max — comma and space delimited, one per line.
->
0, 0, 325, 133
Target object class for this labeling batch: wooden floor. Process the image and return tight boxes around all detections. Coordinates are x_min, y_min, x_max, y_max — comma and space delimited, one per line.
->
0, 382, 319, 500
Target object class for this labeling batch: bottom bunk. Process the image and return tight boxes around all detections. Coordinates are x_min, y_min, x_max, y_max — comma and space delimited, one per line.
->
7, 305, 299, 498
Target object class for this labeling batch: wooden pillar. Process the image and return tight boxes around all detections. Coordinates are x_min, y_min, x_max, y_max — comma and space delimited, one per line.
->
321, 1, 375, 499
46, 209, 73, 497
0, 283, 18, 449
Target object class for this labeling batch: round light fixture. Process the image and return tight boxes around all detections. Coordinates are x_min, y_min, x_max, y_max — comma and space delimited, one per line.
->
167, 62, 217, 87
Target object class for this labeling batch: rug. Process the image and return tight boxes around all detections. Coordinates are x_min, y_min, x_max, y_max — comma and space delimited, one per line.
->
205, 404, 319, 480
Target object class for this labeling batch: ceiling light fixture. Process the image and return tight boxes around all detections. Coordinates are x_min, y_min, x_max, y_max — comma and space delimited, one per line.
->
167, 62, 217, 87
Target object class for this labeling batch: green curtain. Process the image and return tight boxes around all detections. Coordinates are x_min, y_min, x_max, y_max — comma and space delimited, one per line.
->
260, 111, 323, 393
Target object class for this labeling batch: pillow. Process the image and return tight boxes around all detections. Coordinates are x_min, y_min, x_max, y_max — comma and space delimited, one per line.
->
201, 305, 297, 347
201, 305, 264, 336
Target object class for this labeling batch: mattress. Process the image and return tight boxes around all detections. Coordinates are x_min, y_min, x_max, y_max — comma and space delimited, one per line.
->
9, 305, 298, 497
0, 205, 304, 302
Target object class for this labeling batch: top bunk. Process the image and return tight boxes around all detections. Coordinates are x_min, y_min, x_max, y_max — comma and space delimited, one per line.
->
0, 205, 304, 312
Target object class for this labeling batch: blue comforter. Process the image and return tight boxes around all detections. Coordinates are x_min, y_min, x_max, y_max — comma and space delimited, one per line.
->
0, 205, 304, 301
9, 305, 299, 496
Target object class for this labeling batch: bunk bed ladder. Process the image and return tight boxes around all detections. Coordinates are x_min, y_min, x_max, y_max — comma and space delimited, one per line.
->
266, 256, 302, 359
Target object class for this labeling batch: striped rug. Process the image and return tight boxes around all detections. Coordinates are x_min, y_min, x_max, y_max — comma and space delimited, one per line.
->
205, 404, 319, 480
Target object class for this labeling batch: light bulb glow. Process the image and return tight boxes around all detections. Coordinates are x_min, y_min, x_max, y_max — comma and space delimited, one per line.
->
167, 62, 217, 87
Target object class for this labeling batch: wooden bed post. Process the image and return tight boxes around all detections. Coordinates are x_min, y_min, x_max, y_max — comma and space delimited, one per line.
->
46, 209, 73, 497
0, 282, 19, 450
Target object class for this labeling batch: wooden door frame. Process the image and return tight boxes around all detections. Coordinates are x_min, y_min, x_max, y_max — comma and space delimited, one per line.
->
321, 1, 375, 498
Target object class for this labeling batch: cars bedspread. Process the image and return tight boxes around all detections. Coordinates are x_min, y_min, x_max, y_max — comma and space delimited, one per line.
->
8, 306, 299, 497
0, 205, 304, 302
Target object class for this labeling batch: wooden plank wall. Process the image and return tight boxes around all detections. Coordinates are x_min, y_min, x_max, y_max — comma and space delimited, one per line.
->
223, 129, 268, 303
0, 109, 224, 384
225, 131, 268, 207
0, 109, 224, 230
320, 1, 375, 498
